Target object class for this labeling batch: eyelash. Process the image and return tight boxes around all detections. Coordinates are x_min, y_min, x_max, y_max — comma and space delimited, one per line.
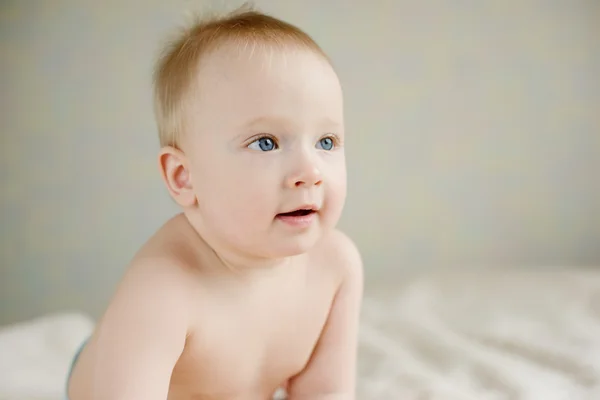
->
320, 134, 341, 149
246, 134, 341, 149
254, 133, 278, 146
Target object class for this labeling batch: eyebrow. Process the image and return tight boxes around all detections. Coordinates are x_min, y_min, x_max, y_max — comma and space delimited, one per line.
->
240, 115, 343, 131
241, 115, 290, 130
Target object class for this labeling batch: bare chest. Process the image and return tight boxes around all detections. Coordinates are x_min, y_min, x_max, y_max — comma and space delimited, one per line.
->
169, 280, 335, 399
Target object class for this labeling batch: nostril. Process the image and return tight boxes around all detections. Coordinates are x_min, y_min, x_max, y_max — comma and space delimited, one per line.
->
295, 179, 321, 187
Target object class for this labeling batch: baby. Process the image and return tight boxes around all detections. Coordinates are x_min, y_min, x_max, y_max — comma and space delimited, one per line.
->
67, 4, 363, 400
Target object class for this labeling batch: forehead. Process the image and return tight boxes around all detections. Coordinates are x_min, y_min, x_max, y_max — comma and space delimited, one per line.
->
189, 43, 344, 130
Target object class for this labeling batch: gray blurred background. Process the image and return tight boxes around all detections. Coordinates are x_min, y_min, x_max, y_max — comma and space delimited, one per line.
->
1, 0, 599, 325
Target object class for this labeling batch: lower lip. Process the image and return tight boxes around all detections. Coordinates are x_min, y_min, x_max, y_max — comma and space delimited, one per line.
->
276, 212, 317, 228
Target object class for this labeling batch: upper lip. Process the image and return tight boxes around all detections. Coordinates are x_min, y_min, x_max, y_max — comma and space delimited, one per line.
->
280, 204, 320, 214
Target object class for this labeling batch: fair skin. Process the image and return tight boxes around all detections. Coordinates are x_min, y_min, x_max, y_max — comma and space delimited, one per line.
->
67, 43, 363, 400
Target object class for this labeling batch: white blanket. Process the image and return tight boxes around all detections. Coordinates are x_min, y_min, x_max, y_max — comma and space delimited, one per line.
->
357, 268, 600, 399
1, 268, 600, 400
0, 312, 94, 400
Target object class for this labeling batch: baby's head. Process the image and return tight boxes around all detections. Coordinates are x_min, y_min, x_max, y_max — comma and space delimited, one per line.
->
153, 4, 346, 261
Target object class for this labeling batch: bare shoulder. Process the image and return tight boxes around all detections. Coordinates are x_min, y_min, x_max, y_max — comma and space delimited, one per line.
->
121, 216, 197, 288
312, 228, 363, 288
116, 250, 194, 310
97, 214, 201, 335
69, 217, 200, 399
97, 247, 195, 340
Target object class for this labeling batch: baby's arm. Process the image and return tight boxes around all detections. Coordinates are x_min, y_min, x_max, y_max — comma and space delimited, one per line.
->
287, 231, 364, 400
90, 260, 189, 400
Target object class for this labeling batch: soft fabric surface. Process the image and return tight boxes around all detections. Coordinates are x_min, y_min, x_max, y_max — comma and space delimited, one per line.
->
0, 312, 94, 400
2, 268, 600, 400
357, 268, 600, 399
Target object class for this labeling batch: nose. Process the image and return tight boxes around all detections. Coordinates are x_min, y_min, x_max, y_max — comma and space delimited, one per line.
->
285, 157, 323, 188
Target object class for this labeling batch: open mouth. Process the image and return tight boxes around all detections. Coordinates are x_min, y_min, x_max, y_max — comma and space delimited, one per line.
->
277, 209, 315, 217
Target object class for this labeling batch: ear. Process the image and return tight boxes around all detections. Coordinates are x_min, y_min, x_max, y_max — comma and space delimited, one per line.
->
158, 146, 197, 207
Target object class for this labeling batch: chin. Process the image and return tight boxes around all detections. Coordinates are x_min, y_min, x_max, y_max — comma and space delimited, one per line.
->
280, 235, 321, 257
268, 233, 322, 258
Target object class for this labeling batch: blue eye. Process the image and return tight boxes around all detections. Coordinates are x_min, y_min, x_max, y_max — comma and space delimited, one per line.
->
248, 137, 277, 151
317, 137, 335, 151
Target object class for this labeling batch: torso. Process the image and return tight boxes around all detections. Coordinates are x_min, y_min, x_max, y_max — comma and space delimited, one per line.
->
68, 214, 341, 400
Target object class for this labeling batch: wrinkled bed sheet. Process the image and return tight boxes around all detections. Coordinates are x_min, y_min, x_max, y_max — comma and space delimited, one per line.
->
2, 268, 600, 400
357, 268, 600, 399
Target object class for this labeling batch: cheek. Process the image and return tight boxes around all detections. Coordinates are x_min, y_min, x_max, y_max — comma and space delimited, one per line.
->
326, 156, 347, 194
328, 178, 347, 209
192, 156, 279, 220
323, 163, 347, 219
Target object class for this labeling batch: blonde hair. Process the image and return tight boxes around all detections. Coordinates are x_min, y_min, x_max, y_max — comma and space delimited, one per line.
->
152, 2, 329, 148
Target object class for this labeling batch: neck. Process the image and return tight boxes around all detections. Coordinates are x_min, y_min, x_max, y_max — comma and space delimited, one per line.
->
211, 247, 295, 277
181, 212, 301, 277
